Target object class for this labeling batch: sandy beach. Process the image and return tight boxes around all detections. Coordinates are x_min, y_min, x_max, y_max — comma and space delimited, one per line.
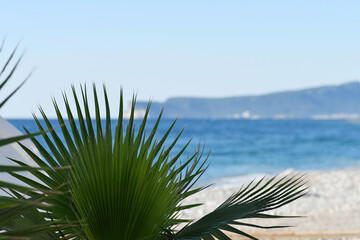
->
181, 168, 360, 239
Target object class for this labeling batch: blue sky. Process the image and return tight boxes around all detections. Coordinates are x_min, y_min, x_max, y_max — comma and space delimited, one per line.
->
1, 1, 360, 117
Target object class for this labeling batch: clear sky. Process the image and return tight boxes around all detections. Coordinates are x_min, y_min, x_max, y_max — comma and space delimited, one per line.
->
1, 1, 360, 118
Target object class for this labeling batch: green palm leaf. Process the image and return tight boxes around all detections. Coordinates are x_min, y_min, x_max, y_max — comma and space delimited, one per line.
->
170, 174, 307, 240
0, 84, 307, 239
0, 38, 44, 147
0, 38, 32, 110
0, 38, 64, 239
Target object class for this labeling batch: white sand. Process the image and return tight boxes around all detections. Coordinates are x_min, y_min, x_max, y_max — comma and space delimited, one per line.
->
180, 168, 360, 239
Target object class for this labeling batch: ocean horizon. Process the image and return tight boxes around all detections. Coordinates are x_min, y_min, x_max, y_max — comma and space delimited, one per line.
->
7, 118, 360, 183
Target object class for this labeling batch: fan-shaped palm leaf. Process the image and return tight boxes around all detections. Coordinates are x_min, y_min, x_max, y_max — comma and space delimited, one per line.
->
0, 84, 307, 239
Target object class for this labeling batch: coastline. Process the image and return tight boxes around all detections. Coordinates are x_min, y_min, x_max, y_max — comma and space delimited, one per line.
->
181, 167, 360, 239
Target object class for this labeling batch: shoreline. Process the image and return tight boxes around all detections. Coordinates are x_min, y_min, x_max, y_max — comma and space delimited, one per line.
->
181, 167, 360, 239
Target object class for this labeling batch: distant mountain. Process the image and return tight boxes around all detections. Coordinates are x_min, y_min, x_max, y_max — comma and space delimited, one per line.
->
134, 82, 360, 119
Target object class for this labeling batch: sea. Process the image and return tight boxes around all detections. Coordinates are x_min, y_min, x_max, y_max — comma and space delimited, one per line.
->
8, 118, 360, 183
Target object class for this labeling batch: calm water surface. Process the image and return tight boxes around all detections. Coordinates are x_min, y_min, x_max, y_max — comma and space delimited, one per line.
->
9, 119, 360, 182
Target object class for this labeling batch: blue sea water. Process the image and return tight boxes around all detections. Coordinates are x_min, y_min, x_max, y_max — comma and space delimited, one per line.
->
8, 119, 360, 182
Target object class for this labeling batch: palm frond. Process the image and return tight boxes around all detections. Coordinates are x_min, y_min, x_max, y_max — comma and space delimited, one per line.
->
0, 84, 307, 240
0, 38, 44, 147
0, 39, 67, 239
169, 174, 307, 240
0, 39, 31, 109
0, 181, 74, 240
1, 85, 208, 239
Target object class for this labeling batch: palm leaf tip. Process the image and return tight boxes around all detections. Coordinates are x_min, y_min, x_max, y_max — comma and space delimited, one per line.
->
0, 39, 30, 109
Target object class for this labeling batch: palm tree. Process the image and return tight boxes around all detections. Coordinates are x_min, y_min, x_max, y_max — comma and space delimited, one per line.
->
0, 84, 307, 240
